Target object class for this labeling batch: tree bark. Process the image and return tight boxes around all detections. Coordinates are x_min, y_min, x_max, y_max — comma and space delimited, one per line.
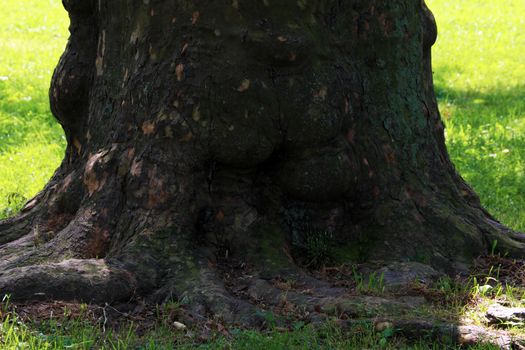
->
1, 0, 524, 320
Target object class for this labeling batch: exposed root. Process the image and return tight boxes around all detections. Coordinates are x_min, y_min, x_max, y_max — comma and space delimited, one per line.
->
0, 259, 136, 303
152, 264, 263, 326
0, 169, 86, 252
483, 218, 525, 258
0, 210, 113, 274
0, 208, 41, 245
1, 243, 524, 349
341, 319, 524, 350
0, 235, 45, 271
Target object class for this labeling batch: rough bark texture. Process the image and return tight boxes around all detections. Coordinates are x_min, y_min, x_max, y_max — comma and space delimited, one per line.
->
1, 0, 524, 323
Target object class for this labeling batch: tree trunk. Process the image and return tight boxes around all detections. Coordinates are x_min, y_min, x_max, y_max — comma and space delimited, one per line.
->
1, 0, 524, 321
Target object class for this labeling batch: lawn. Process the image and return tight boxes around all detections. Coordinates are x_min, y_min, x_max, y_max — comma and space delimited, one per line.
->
0, 0, 67, 218
428, 0, 525, 231
0, 0, 524, 348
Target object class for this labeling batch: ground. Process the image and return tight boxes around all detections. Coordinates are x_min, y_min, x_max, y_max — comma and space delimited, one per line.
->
2, 256, 525, 349
0, 0, 524, 348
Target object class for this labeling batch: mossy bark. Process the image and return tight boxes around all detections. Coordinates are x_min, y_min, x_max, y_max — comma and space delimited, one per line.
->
1, 0, 524, 317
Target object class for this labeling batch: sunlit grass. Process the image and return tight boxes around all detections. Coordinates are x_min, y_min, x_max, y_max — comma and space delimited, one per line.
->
428, 0, 525, 230
0, 0, 67, 217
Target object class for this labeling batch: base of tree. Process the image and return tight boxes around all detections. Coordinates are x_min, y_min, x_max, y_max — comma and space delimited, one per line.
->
2, 2, 525, 342
6, 255, 525, 350
2, 174, 525, 309
2, 182, 525, 313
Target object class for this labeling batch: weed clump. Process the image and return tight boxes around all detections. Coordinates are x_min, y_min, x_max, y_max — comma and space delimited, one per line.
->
292, 229, 335, 269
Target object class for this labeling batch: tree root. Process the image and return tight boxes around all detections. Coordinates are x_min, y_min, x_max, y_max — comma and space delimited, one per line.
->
1, 226, 524, 350
342, 319, 525, 350
0, 207, 41, 245
1, 186, 525, 350
0, 259, 136, 303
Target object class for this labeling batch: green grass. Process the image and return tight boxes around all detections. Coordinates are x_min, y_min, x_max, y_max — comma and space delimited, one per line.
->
428, 0, 525, 230
0, 0, 67, 218
1, 0, 525, 348
0, 297, 501, 350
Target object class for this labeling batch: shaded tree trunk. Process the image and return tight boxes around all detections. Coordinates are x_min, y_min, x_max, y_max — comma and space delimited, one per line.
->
1, 0, 524, 320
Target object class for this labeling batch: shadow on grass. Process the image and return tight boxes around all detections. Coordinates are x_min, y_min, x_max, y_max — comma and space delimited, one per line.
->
435, 84, 525, 122
432, 79, 525, 231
